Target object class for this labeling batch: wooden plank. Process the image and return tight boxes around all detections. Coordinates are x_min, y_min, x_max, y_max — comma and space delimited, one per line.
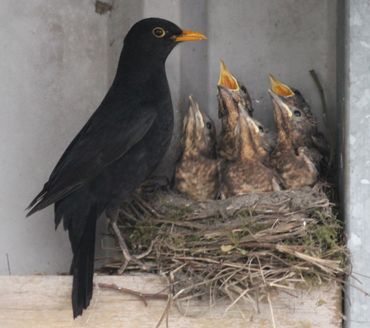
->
0, 275, 341, 328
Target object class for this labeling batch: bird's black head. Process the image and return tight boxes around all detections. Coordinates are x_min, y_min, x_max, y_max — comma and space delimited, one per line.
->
124, 18, 207, 60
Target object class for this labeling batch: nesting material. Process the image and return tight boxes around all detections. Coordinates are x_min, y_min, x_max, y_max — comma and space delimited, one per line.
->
105, 184, 348, 311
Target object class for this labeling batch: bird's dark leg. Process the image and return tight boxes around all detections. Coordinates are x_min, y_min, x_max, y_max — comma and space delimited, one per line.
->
139, 175, 171, 193
132, 193, 162, 218
106, 208, 150, 274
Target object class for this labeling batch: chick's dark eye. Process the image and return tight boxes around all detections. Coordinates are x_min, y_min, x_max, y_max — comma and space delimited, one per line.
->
152, 27, 166, 38
258, 125, 264, 132
206, 122, 212, 130
294, 110, 301, 117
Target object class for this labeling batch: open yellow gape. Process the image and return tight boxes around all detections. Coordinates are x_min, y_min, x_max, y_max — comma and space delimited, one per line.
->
218, 60, 240, 90
269, 74, 294, 97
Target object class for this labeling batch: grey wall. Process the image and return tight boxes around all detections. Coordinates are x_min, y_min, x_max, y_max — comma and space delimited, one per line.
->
0, 1, 110, 274
343, 1, 370, 327
0, 0, 338, 274
206, 0, 337, 133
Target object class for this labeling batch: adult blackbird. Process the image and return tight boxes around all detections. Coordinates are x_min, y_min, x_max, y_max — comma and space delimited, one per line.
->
175, 96, 219, 201
26, 18, 206, 318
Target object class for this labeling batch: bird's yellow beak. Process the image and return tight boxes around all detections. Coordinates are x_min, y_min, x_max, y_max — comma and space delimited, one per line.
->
269, 74, 294, 97
218, 60, 240, 91
174, 30, 207, 42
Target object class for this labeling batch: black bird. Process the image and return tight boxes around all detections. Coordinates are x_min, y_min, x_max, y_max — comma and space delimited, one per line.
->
26, 18, 206, 317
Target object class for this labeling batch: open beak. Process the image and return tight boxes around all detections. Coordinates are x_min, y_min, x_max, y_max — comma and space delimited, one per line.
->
269, 74, 294, 97
218, 60, 240, 91
268, 89, 293, 118
174, 30, 207, 42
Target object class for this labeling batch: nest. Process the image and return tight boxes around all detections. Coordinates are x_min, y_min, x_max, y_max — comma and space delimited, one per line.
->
104, 184, 349, 313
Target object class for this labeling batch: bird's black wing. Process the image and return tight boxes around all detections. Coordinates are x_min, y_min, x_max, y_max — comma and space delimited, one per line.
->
27, 101, 157, 216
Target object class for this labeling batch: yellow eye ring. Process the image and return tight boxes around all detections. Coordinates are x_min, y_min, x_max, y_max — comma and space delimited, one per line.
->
152, 27, 166, 38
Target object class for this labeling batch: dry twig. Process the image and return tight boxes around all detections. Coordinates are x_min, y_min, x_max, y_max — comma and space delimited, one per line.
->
103, 184, 349, 320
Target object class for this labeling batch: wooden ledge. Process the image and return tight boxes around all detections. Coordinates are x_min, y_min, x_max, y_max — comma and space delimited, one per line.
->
0, 275, 342, 328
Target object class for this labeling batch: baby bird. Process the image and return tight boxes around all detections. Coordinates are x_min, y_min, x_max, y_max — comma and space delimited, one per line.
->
269, 74, 329, 168
175, 96, 219, 201
269, 90, 318, 189
217, 61, 274, 161
218, 60, 254, 116
220, 108, 281, 198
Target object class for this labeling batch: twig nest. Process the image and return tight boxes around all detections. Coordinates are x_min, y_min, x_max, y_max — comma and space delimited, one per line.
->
105, 184, 348, 309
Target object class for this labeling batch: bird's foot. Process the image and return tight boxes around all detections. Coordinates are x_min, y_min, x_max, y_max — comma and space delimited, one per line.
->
132, 193, 162, 218
110, 219, 152, 274
106, 207, 153, 274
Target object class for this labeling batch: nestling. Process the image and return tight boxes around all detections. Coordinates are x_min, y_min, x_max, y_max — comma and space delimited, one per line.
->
217, 61, 274, 161
269, 74, 329, 169
220, 108, 281, 198
175, 96, 219, 201
269, 90, 318, 189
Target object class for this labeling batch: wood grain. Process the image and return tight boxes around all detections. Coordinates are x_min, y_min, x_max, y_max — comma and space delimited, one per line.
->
0, 275, 342, 328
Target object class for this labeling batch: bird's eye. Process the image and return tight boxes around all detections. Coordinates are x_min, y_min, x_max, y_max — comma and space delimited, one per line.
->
294, 110, 301, 117
258, 125, 264, 132
206, 122, 212, 130
152, 27, 166, 38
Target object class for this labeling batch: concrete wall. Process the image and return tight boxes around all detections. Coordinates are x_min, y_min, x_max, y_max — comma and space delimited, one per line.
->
0, 1, 109, 274
0, 0, 338, 274
343, 1, 370, 327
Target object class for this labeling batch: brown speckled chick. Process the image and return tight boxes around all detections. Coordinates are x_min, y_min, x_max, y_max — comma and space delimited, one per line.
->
269, 90, 318, 189
175, 96, 219, 201
220, 108, 281, 198
217, 61, 275, 162
269, 74, 329, 169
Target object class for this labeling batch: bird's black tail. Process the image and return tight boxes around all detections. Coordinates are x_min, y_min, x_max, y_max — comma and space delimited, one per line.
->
70, 207, 97, 318
55, 190, 98, 318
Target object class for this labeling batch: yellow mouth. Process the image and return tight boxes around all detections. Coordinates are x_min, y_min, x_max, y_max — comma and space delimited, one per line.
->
269, 74, 294, 97
218, 60, 240, 91
174, 30, 207, 42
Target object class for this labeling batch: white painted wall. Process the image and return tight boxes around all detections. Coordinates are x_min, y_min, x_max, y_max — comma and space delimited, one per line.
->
0, 0, 337, 274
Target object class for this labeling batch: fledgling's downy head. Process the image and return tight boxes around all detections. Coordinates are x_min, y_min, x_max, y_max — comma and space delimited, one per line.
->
269, 74, 316, 144
217, 62, 274, 158
217, 60, 253, 117
269, 74, 312, 117
182, 96, 216, 159
237, 108, 270, 161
